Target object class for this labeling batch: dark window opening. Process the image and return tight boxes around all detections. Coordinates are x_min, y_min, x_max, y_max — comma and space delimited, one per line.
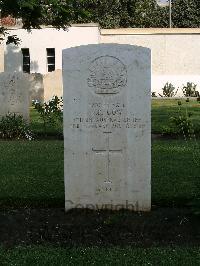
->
47, 48, 55, 72
21, 48, 30, 73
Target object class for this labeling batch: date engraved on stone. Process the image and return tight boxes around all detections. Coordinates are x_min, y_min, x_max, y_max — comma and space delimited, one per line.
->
87, 56, 127, 94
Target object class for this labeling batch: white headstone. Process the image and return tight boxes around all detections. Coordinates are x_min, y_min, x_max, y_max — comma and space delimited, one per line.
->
63, 44, 151, 211
0, 72, 29, 121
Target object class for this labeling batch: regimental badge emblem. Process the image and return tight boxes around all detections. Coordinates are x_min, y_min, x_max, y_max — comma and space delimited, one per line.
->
88, 56, 127, 94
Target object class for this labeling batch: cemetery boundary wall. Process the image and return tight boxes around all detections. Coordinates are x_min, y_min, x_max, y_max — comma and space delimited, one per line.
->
101, 28, 200, 97
2, 26, 200, 99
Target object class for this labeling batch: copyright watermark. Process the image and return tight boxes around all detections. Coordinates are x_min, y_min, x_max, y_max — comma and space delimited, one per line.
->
65, 200, 138, 211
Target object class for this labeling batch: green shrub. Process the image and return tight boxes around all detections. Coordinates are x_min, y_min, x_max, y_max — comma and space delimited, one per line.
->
182, 82, 199, 97
170, 115, 193, 135
159, 82, 178, 97
32, 96, 63, 136
0, 113, 32, 140
162, 111, 193, 136
186, 98, 190, 102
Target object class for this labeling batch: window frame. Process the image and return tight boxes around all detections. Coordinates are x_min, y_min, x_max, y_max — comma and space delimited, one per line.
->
21, 48, 30, 73
46, 48, 55, 72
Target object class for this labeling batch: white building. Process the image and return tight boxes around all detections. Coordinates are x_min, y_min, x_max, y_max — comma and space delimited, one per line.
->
5, 24, 100, 74
2, 24, 200, 100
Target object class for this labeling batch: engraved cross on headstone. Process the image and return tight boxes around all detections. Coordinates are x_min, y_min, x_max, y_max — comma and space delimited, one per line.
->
92, 132, 122, 186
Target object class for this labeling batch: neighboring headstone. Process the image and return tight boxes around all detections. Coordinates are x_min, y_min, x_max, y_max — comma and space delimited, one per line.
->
43, 70, 63, 102
29, 73, 44, 103
63, 44, 151, 211
0, 72, 29, 120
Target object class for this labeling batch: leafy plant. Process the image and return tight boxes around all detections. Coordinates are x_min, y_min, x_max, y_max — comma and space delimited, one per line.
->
170, 114, 193, 135
151, 92, 157, 97
162, 110, 193, 136
182, 82, 199, 97
32, 96, 63, 136
159, 82, 178, 97
0, 113, 32, 140
2, 0, 200, 38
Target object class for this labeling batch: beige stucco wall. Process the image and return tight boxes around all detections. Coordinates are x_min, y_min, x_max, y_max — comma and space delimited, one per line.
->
101, 28, 200, 95
43, 69, 63, 102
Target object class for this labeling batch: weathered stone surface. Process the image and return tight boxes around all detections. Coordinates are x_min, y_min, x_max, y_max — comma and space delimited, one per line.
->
43, 70, 63, 102
63, 44, 151, 211
29, 73, 44, 103
0, 72, 29, 120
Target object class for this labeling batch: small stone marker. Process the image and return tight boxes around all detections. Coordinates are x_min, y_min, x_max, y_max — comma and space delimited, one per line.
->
0, 72, 29, 120
63, 44, 151, 211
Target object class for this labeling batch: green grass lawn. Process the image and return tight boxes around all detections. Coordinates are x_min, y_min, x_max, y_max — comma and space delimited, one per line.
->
0, 140, 64, 208
30, 99, 200, 135
1, 246, 200, 266
0, 139, 199, 208
152, 139, 200, 206
29, 107, 44, 134
1, 99, 200, 263
30, 107, 62, 137
152, 98, 200, 133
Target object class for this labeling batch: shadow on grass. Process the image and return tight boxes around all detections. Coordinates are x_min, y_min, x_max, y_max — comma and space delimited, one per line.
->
0, 207, 200, 248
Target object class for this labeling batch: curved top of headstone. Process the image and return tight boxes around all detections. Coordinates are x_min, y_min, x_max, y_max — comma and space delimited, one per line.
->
63, 43, 150, 55
62, 44, 151, 60
62, 43, 151, 73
